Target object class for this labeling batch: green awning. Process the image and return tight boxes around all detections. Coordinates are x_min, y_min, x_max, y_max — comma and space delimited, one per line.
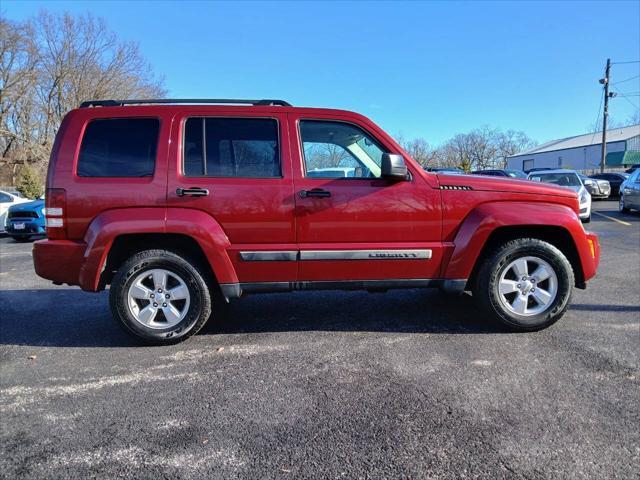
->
606, 150, 640, 166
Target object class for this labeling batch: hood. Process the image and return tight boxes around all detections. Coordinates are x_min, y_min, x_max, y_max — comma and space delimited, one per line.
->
435, 173, 579, 198
8, 199, 45, 211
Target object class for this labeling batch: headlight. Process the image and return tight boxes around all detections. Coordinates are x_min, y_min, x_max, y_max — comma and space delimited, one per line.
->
580, 191, 588, 204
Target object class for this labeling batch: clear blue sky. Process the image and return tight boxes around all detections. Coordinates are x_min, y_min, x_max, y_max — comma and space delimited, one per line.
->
4, 0, 640, 145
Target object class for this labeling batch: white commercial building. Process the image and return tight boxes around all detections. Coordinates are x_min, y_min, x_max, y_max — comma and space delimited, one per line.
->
507, 124, 640, 173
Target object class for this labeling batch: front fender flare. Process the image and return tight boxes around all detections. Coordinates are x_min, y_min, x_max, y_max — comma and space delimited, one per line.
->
442, 201, 586, 281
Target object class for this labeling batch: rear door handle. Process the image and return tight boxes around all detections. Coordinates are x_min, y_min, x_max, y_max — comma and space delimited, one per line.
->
176, 187, 209, 197
299, 189, 331, 198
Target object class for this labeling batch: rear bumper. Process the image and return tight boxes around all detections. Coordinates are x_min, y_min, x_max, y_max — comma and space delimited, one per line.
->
6, 221, 46, 237
33, 239, 86, 287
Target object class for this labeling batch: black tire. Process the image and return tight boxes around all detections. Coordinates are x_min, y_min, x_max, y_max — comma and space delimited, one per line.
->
473, 238, 574, 331
109, 249, 212, 345
582, 214, 591, 224
13, 236, 32, 242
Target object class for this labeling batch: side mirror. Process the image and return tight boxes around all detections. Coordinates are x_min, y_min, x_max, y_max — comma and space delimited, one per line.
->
381, 153, 408, 180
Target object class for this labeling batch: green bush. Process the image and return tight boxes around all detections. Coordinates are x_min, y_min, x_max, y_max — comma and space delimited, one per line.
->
16, 165, 44, 199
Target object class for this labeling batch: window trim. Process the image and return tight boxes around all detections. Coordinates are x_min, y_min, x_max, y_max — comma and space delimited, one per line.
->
297, 118, 392, 180
75, 117, 161, 179
181, 116, 283, 179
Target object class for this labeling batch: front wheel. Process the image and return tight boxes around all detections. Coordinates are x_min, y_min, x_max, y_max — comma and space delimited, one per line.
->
619, 195, 631, 213
473, 238, 574, 331
109, 249, 212, 345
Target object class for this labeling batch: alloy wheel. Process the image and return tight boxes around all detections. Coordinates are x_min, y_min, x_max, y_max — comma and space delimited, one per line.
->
497, 256, 558, 316
127, 268, 191, 329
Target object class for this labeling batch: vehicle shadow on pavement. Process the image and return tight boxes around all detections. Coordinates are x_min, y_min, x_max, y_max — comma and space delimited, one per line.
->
0, 288, 510, 348
207, 289, 510, 336
570, 303, 640, 312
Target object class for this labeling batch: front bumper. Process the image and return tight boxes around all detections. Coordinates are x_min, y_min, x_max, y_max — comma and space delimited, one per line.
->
33, 239, 86, 287
581, 232, 600, 284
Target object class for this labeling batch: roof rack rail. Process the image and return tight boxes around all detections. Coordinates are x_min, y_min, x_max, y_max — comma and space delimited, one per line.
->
79, 98, 292, 108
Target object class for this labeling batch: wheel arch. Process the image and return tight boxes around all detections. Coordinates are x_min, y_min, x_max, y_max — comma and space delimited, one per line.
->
465, 225, 584, 290
442, 202, 587, 289
79, 207, 237, 291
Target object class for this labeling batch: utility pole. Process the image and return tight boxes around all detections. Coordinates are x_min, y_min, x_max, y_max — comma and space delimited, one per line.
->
599, 58, 611, 173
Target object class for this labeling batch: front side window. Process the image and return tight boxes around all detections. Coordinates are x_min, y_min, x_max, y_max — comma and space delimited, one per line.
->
77, 118, 159, 177
0, 192, 12, 203
300, 120, 387, 178
183, 118, 280, 177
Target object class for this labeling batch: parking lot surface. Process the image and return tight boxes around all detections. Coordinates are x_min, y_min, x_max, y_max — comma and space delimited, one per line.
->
1, 200, 638, 479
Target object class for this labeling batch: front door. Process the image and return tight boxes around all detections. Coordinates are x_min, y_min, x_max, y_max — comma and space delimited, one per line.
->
289, 114, 442, 284
167, 110, 297, 283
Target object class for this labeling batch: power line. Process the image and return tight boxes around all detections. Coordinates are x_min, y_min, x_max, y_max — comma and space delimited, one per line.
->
612, 60, 640, 65
612, 74, 640, 85
612, 89, 639, 109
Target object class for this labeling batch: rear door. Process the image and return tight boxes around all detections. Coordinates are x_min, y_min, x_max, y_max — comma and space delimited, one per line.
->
288, 113, 442, 284
167, 109, 297, 283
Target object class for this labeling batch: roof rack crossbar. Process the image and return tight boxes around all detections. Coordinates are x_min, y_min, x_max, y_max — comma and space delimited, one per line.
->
79, 99, 292, 108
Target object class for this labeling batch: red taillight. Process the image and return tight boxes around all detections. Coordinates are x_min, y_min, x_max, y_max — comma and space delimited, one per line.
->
45, 188, 66, 239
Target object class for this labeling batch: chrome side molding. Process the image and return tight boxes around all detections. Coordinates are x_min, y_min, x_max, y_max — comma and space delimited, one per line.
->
239, 249, 433, 261
299, 250, 432, 261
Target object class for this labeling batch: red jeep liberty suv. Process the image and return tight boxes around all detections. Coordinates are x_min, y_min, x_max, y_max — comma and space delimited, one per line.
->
33, 99, 600, 344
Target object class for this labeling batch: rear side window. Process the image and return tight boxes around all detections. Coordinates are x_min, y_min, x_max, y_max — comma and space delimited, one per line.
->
77, 118, 160, 177
183, 118, 280, 177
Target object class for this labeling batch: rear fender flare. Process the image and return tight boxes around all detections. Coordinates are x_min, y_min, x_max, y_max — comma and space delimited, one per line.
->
79, 207, 235, 291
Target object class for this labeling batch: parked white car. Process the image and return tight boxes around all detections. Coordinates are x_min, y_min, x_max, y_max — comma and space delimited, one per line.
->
528, 170, 591, 223
0, 190, 30, 233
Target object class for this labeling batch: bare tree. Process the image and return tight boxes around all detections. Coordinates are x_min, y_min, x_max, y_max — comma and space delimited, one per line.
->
495, 130, 537, 168
400, 137, 439, 168
399, 127, 536, 171
0, 11, 165, 186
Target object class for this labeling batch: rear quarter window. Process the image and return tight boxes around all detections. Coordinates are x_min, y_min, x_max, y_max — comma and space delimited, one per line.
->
77, 118, 160, 177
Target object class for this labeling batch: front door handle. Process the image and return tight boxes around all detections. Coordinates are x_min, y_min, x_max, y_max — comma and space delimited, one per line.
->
299, 189, 331, 198
176, 187, 209, 197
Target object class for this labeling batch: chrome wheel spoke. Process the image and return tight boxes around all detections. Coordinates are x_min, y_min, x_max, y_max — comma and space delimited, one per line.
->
511, 258, 529, 278
153, 270, 167, 290
530, 265, 551, 283
137, 304, 159, 325
168, 284, 189, 300
511, 294, 528, 315
499, 279, 520, 294
130, 284, 153, 300
163, 304, 182, 323
532, 288, 552, 306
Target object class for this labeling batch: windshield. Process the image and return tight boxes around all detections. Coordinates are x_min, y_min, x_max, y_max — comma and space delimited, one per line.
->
506, 170, 527, 178
531, 172, 581, 187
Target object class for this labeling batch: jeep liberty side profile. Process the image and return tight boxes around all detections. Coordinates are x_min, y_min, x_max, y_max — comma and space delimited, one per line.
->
33, 99, 600, 344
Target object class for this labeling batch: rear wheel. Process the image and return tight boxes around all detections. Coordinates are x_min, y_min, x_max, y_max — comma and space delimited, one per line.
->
109, 249, 212, 344
473, 238, 574, 331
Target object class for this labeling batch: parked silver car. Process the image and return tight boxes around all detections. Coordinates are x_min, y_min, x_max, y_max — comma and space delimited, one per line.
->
578, 174, 610, 199
619, 168, 640, 213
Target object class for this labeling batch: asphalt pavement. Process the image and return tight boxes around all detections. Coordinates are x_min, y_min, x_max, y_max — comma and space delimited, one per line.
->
1, 200, 638, 479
